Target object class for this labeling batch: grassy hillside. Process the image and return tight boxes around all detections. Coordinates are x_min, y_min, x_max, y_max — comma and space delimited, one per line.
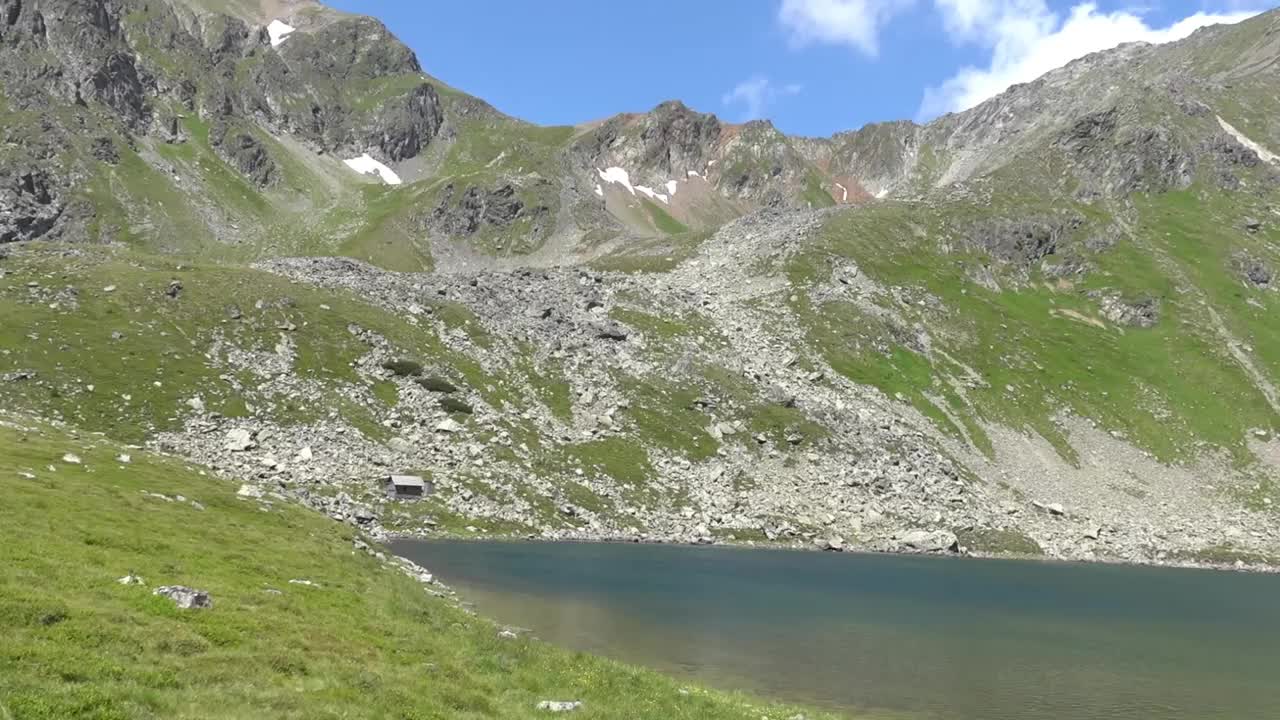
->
0, 416, 844, 720
787, 184, 1280, 472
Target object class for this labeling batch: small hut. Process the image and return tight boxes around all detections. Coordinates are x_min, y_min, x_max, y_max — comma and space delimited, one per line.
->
386, 474, 431, 500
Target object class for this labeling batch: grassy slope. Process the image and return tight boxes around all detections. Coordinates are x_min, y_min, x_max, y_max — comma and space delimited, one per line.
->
788, 184, 1280, 471
0, 417, 843, 720
0, 245, 832, 536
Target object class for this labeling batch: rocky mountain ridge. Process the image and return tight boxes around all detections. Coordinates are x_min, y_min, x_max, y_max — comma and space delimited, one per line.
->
5, 0, 1274, 255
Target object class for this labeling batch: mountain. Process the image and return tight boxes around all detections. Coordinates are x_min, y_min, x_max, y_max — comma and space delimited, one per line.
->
3, 0, 1280, 575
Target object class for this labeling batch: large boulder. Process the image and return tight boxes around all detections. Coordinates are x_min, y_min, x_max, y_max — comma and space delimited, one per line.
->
897, 529, 959, 553
153, 585, 213, 610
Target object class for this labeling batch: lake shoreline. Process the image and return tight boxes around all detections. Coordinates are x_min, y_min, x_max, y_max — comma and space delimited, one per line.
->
383, 529, 1280, 575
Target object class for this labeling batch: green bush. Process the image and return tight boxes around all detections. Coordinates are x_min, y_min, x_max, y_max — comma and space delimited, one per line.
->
416, 375, 459, 393
381, 359, 424, 377
440, 397, 474, 414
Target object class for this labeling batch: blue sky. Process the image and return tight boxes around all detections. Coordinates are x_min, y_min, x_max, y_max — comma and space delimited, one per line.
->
328, 1, 1260, 137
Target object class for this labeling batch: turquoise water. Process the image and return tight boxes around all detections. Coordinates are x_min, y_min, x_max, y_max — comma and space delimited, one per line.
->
389, 540, 1280, 719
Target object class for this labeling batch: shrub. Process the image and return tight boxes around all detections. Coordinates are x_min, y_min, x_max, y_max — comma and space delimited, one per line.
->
381, 359, 423, 377
415, 375, 458, 393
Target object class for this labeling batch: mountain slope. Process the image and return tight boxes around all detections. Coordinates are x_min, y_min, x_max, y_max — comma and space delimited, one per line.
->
3, 0, 1280, 576
0, 414, 837, 720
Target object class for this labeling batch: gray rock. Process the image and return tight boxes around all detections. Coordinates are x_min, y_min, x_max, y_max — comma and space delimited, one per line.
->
435, 418, 464, 434
898, 529, 958, 553
536, 701, 582, 713
1033, 501, 1066, 516
0, 170, 62, 244
593, 322, 629, 341
429, 182, 550, 239
1098, 293, 1160, 328
815, 536, 845, 552
153, 586, 213, 610
224, 428, 255, 451
210, 126, 277, 188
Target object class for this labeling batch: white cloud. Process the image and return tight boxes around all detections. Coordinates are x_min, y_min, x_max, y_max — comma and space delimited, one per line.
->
723, 76, 803, 121
778, 0, 916, 56
919, 1, 1260, 118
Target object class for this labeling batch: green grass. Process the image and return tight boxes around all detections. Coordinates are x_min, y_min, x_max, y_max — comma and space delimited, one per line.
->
589, 232, 713, 274
371, 381, 400, 407
333, 184, 435, 272
789, 191, 1280, 465
642, 200, 689, 235
699, 366, 830, 451
0, 248, 489, 445
955, 528, 1044, 556
617, 378, 720, 462
608, 307, 721, 350
351, 74, 430, 112
1173, 543, 1280, 567
520, 356, 573, 423
561, 438, 654, 487
0, 417, 844, 720
801, 173, 836, 209
438, 121, 574, 179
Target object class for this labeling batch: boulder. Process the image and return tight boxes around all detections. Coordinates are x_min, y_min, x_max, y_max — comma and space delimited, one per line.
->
898, 529, 959, 553
435, 418, 464, 433
536, 701, 582, 713
224, 428, 255, 451
592, 322, 629, 341
1033, 501, 1066, 516
236, 484, 264, 499
153, 586, 213, 610
814, 536, 845, 552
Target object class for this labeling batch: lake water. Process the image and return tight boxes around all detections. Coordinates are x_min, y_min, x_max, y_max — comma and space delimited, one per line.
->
389, 540, 1280, 720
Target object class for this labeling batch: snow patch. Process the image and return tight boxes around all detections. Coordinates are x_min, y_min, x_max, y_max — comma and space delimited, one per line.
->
344, 154, 402, 185
687, 170, 702, 178
666, 180, 678, 196
1218, 116, 1279, 164
834, 182, 848, 203
874, 188, 889, 200
594, 184, 603, 197
635, 185, 669, 204
597, 166, 669, 203
597, 167, 634, 194
267, 19, 296, 48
